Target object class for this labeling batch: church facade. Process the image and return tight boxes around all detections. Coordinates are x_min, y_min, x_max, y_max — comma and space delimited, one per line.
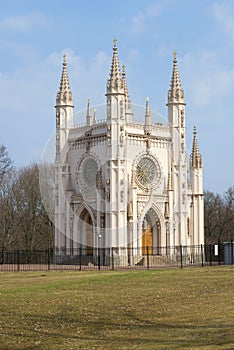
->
54, 40, 204, 258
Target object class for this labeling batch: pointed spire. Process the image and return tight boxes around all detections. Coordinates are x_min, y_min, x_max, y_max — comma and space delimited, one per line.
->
86, 98, 92, 126
56, 54, 73, 106
122, 64, 129, 102
107, 38, 122, 91
145, 97, 150, 115
87, 98, 91, 115
190, 126, 202, 168
144, 97, 152, 134
93, 108, 97, 124
122, 64, 133, 122
168, 51, 184, 104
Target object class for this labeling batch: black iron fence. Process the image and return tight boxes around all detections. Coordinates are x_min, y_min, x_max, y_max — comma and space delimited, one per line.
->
0, 243, 233, 272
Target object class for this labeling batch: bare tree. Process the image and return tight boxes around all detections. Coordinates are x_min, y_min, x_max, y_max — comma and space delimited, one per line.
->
39, 161, 55, 225
15, 163, 54, 251
0, 145, 12, 183
222, 187, 234, 241
0, 171, 19, 254
204, 188, 234, 243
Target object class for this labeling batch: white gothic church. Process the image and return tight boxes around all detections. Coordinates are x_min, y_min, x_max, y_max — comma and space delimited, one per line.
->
54, 39, 204, 258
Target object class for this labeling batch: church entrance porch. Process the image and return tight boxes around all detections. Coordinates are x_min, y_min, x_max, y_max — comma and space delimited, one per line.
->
141, 209, 161, 256
79, 208, 93, 256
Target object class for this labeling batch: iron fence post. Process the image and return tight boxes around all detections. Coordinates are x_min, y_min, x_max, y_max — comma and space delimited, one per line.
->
146, 246, 149, 270
47, 248, 50, 271
98, 247, 101, 271
201, 244, 204, 267
209, 244, 212, 266
231, 240, 234, 265
17, 250, 20, 271
79, 247, 82, 271
218, 239, 221, 266
180, 245, 183, 269
111, 247, 114, 270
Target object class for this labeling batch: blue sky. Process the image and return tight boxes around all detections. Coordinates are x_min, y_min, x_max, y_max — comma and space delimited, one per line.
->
0, 0, 233, 194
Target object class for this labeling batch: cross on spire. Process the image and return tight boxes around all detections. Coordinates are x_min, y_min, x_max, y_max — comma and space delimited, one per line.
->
107, 37, 122, 91
168, 51, 184, 103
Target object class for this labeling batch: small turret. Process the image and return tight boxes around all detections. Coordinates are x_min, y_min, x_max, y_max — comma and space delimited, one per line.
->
189, 126, 204, 245
122, 64, 133, 122
122, 65, 130, 105
144, 97, 152, 135
190, 126, 202, 169
93, 108, 97, 124
86, 98, 92, 126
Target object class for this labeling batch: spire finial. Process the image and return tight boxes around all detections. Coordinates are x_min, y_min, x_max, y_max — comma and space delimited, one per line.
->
168, 51, 184, 103
192, 125, 199, 155
87, 97, 91, 114
144, 96, 152, 134
93, 108, 97, 124
191, 125, 202, 168
56, 54, 73, 106
86, 98, 92, 126
107, 38, 122, 91
145, 97, 150, 115
121, 63, 132, 121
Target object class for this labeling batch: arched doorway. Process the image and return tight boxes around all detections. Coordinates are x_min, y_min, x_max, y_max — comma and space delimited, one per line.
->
142, 217, 153, 255
79, 208, 93, 256
142, 209, 161, 255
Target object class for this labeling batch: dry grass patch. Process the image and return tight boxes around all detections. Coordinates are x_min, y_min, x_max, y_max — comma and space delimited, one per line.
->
0, 267, 233, 349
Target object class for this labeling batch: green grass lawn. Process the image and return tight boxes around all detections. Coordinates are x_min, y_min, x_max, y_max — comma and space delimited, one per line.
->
0, 267, 233, 350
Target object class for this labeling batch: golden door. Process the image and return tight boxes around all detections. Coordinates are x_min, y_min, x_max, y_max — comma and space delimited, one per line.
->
142, 228, 153, 255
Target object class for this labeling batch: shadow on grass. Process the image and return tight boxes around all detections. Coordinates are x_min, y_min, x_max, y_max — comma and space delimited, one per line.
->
2, 310, 234, 350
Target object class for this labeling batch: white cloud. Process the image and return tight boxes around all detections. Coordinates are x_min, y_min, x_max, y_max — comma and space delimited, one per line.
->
0, 39, 39, 62
120, 2, 165, 36
182, 50, 234, 110
146, 3, 164, 17
0, 47, 111, 121
0, 13, 50, 31
130, 12, 146, 36
212, 2, 234, 43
